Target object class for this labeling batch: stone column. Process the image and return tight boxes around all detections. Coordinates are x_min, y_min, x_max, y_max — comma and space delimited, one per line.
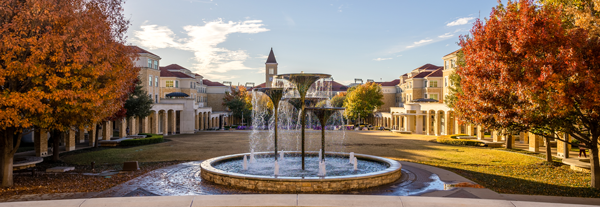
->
557, 133, 571, 158
65, 128, 76, 151
34, 129, 48, 157
200, 112, 205, 130
454, 119, 461, 134
520, 131, 528, 143
434, 112, 441, 136
102, 121, 111, 140
119, 118, 127, 138
477, 126, 485, 140
415, 115, 423, 134
140, 116, 149, 134
529, 132, 540, 152
443, 112, 451, 135
160, 111, 167, 136
467, 124, 475, 136
492, 130, 501, 142
76, 127, 85, 143
128, 117, 137, 136
426, 112, 432, 135
88, 124, 97, 147
171, 110, 177, 134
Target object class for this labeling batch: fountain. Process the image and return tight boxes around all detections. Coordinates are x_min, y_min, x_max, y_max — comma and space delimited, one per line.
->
200, 72, 402, 192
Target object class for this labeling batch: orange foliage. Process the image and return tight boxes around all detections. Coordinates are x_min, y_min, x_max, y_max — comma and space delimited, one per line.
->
0, 0, 138, 132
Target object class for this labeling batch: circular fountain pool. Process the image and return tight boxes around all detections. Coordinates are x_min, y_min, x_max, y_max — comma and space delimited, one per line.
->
200, 151, 402, 192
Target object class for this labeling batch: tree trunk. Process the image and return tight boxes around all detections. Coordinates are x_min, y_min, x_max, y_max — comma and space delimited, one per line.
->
1, 130, 14, 187
94, 122, 102, 148
505, 134, 513, 149
1, 127, 19, 187
590, 137, 600, 189
52, 130, 62, 162
545, 136, 552, 163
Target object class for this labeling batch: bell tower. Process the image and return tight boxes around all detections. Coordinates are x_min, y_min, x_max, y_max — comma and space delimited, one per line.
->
265, 48, 278, 87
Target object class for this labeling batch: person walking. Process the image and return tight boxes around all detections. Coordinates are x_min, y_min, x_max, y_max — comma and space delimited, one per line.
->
126, 127, 130, 136
579, 142, 587, 158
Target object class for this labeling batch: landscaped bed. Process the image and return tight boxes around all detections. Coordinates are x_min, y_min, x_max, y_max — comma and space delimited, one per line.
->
13, 131, 599, 199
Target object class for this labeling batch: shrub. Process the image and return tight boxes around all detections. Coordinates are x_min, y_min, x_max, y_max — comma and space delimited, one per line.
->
450, 134, 469, 139
437, 136, 484, 146
120, 133, 164, 146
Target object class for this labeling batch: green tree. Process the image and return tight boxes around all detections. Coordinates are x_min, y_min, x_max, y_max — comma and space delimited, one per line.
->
125, 78, 154, 119
223, 86, 252, 124
330, 93, 346, 108
343, 82, 384, 124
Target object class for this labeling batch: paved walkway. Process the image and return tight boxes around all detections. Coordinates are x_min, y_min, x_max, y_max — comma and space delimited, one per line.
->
0, 194, 598, 207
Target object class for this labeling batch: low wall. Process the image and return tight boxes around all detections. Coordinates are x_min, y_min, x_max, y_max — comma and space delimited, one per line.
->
200, 152, 402, 192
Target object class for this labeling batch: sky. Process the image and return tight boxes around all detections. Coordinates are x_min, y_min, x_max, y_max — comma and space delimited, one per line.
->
124, 0, 500, 86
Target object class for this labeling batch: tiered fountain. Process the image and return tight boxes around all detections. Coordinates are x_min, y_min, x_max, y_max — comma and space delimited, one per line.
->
200, 72, 402, 192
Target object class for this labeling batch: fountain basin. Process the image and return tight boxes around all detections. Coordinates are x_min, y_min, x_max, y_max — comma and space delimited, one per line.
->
200, 152, 402, 192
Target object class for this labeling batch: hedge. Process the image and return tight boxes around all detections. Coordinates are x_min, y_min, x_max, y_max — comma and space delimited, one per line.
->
437, 136, 484, 146
120, 133, 164, 146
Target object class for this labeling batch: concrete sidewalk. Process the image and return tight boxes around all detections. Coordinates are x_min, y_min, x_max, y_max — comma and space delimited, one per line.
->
0, 194, 598, 207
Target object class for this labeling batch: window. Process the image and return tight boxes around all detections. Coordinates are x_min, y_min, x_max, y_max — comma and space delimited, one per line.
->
430, 94, 439, 100
424, 94, 428, 98
451, 59, 456, 68
166, 80, 174, 87
176, 80, 179, 88
154, 60, 158, 69
155, 95, 158, 103
190, 82, 193, 88
155, 77, 159, 87
269, 68, 274, 74
445, 77, 448, 87
148, 59, 152, 68
424, 80, 427, 88
429, 81, 438, 87
149, 75, 153, 86
445, 61, 448, 69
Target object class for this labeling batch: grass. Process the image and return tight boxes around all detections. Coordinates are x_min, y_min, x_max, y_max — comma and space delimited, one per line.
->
56, 131, 600, 198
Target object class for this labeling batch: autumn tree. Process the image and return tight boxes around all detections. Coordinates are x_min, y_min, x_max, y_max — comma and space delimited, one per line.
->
223, 86, 252, 125
343, 82, 384, 124
330, 93, 346, 108
454, 0, 600, 188
0, 0, 137, 187
540, 0, 600, 38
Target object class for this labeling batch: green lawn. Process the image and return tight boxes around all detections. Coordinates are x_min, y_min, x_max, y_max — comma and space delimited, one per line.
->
60, 131, 600, 197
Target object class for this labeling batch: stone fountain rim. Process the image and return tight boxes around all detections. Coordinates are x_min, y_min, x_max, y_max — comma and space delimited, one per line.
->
200, 151, 401, 181
276, 73, 332, 78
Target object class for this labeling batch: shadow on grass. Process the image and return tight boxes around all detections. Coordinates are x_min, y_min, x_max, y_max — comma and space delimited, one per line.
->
441, 166, 600, 198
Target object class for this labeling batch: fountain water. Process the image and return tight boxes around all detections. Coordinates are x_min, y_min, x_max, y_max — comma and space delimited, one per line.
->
199, 72, 402, 192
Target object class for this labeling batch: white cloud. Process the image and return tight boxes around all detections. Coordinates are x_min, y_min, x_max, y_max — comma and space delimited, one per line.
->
447, 17, 475, 26
405, 39, 433, 48
438, 33, 453, 38
133, 19, 269, 79
373, 57, 392, 61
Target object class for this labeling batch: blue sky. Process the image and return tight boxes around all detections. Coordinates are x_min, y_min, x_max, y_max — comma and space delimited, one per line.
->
125, 0, 499, 85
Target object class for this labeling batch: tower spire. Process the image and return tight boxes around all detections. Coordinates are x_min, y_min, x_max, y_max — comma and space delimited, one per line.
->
266, 47, 277, 63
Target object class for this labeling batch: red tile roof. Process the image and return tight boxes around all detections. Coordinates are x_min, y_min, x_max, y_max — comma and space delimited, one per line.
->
203, 79, 226, 86
443, 49, 461, 58
159, 67, 195, 78
128, 45, 160, 57
161, 64, 188, 70
425, 68, 443, 78
410, 71, 434, 79
416, 64, 443, 70
331, 81, 348, 91
376, 79, 400, 86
